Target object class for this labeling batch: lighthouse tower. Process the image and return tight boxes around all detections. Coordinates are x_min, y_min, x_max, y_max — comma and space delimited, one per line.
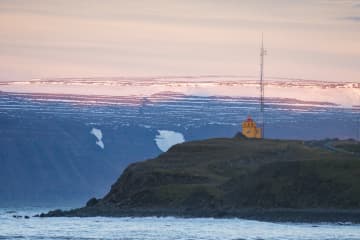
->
242, 116, 262, 139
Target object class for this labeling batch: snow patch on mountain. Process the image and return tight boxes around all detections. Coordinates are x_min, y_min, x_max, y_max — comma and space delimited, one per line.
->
155, 130, 185, 152
0, 76, 359, 107
90, 128, 104, 149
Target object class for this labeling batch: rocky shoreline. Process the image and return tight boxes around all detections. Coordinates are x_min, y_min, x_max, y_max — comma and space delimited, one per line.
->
39, 207, 360, 223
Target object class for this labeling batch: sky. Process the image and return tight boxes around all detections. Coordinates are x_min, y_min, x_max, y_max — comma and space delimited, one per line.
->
0, 0, 360, 82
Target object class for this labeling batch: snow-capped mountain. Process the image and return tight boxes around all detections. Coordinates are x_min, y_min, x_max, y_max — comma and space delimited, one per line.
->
0, 76, 359, 107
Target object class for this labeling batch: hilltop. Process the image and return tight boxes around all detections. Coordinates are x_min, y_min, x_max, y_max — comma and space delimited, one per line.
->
41, 136, 360, 222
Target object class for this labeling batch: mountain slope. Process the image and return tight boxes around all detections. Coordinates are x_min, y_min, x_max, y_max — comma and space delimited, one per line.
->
0, 113, 161, 206
1, 90, 358, 206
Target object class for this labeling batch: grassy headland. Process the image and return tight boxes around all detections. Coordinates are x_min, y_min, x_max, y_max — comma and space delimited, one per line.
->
41, 136, 360, 222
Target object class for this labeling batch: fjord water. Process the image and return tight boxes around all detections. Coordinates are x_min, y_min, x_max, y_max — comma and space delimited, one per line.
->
1, 208, 359, 240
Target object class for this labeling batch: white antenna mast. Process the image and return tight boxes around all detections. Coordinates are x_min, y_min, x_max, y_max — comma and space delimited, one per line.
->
357, 114, 359, 141
260, 33, 267, 138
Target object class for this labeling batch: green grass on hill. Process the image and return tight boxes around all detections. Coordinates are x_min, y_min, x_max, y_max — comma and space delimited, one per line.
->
101, 137, 360, 210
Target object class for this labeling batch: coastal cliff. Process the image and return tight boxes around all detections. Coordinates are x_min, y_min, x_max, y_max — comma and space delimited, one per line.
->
42, 136, 360, 222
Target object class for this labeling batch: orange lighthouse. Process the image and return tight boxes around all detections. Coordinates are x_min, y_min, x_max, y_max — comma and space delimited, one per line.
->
242, 116, 262, 139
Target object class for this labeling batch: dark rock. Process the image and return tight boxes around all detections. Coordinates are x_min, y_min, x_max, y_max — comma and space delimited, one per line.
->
40, 209, 64, 217
233, 132, 247, 139
86, 197, 99, 207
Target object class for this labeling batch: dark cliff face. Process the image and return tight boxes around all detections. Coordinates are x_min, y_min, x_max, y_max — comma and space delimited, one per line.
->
87, 137, 360, 211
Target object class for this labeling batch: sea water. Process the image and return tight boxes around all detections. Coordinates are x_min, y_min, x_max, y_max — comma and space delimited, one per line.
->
0, 207, 360, 240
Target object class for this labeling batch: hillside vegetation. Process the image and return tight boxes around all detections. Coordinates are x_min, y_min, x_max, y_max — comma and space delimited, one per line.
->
42, 136, 360, 221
